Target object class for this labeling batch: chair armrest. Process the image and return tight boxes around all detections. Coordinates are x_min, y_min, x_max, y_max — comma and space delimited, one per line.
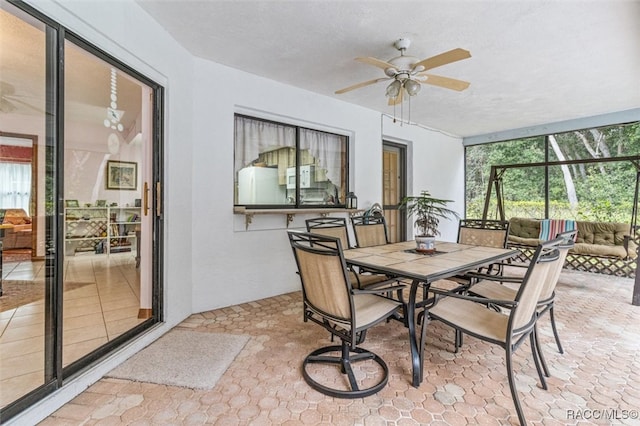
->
352, 280, 408, 295
355, 265, 396, 279
429, 286, 518, 308
464, 271, 525, 283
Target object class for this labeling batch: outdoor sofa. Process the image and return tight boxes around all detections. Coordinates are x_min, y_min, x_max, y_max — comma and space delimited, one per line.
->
508, 217, 637, 277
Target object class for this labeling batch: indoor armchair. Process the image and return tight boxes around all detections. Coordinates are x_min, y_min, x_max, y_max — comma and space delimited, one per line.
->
0, 208, 33, 251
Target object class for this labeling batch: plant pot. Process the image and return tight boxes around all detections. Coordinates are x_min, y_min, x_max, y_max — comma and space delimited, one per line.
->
415, 235, 436, 253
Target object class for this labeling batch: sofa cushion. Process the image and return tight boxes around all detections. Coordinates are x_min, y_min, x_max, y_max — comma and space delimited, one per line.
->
572, 242, 629, 259
509, 218, 635, 259
576, 221, 627, 245
1, 208, 31, 225
509, 217, 540, 239
0, 208, 33, 250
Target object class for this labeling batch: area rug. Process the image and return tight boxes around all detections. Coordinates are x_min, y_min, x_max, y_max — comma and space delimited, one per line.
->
2, 250, 33, 262
0, 281, 94, 312
0, 280, 45, 312
107, 329, 250, 389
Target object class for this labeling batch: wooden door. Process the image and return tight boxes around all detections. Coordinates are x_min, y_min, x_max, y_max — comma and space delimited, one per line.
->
382, 143, 406, 242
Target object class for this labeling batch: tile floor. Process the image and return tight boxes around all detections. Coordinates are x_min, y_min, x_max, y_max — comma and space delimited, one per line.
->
0, 253, 143, 407
36, 267, 640, 425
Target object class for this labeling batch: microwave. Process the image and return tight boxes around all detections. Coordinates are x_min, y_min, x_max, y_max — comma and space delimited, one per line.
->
286, 165, 315, 189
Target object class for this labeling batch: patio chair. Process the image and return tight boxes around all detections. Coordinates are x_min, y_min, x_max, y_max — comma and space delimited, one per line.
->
305, 217, 392, 289
287, 231, 402, 398
430, 218, 511, 294
305, 217, 352, 248
351, 215, 389, 247
468, 230, 576, 363
457, 218, 511, 276
425, 237, 564, 426
458, 218, 510, 253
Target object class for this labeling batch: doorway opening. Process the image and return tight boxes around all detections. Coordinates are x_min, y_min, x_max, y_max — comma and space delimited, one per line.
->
382, 142, 407, 242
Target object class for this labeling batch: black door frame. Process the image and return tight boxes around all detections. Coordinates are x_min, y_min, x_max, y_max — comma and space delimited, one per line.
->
2, 0, 164, 421
382, 141, 407, 242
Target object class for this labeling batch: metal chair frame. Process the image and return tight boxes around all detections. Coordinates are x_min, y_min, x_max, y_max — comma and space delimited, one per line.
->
287, 231, 402, 398
458, 218, 511, 275
351, 215, 389, 248
306, 216, 395, 290
425, 237, 564, 426
467, 229, 576, 358
305, 217, 352, 248
457, 218, 511, 245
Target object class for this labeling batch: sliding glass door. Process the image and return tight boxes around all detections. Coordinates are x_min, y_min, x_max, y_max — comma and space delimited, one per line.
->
0, 1, 51, 412
0, 0, 163, 420
61, 38, 156, 372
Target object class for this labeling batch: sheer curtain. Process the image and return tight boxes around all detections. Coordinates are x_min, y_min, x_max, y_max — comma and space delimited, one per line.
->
234, 116, 296, 173
0, 162, 31, 211
299, 128, 344, 185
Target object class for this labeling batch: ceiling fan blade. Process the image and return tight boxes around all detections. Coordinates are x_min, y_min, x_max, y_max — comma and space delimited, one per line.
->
419, 74, 470, 91
5, 96, 45, 113
0, 81, 16, 96
335, 77, 389, 94
0, 98, 17, 113
412, 48, 471, 72
388, 88, 404, 106
355, 56, 396, 70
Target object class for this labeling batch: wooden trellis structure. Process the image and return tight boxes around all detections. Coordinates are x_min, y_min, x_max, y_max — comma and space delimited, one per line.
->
480, 155, 640, 305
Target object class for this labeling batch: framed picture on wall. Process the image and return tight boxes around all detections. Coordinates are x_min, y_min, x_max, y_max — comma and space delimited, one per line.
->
106, 161, 137, 190
65, 199, 79, 208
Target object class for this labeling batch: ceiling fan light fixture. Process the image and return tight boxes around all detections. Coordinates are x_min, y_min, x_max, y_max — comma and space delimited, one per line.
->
404, 79, 421, 96
334, 40, 471, 109
386, 79, 402, 98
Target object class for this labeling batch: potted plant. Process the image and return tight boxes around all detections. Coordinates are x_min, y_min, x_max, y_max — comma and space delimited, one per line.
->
399, 190, 460, 253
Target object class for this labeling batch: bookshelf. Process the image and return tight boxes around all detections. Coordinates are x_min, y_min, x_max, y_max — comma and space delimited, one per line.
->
64, 206, 140, 256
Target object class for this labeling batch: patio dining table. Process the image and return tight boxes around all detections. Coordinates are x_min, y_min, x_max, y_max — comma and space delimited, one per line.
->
343, 240, 518, 387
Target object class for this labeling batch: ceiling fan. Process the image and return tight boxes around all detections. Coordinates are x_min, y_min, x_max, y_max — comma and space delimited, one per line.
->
335, 39, 471, 105
0, 81, 44, 114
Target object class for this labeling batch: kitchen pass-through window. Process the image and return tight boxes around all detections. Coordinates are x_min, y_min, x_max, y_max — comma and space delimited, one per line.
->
234, 115, 348, 208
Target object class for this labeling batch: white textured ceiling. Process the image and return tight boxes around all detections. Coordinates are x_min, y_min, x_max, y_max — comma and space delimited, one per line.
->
136, 0, 640, 138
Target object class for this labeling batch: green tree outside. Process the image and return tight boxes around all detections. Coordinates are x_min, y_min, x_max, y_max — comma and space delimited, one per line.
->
465, 122, 640, 224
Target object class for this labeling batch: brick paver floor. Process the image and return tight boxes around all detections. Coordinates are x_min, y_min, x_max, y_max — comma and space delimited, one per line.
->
40, 268, 640, 425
